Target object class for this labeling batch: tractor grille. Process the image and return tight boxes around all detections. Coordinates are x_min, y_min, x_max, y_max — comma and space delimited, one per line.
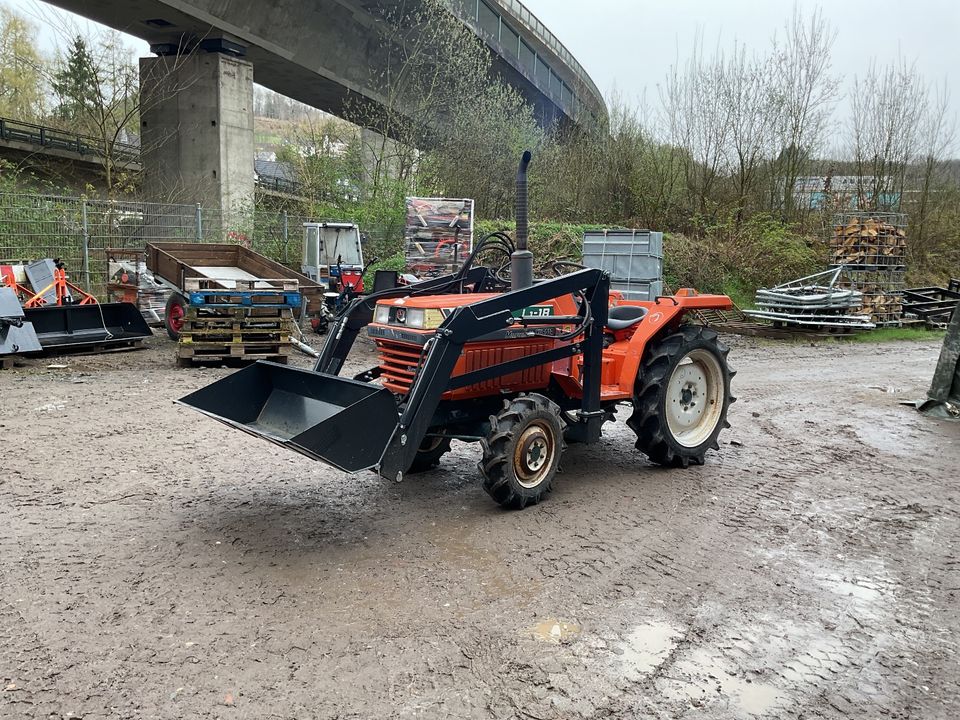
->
377, 340, 424, 393
376, 338, 555, 396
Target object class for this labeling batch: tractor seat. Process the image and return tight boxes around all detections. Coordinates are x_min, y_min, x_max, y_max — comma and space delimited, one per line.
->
606, 304, 648, 330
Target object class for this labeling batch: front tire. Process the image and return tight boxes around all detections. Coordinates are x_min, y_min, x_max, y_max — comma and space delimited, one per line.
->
628, 325, 734, 467
408, 435, 452, 473
480, 394, 564, 509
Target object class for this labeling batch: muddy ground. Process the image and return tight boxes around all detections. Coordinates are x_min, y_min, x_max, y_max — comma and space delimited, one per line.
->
1, 331, 958, 719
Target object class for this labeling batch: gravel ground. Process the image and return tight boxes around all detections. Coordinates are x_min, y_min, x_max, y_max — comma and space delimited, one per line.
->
1, 330, 958, 719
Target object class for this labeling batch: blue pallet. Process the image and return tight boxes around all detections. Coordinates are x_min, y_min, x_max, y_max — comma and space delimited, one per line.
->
189, 290, 302, 308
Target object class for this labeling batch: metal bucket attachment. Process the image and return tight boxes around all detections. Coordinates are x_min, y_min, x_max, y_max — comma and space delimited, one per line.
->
24, 302, 153, 351
0, 287, 42, 355
177, 362, 400, 472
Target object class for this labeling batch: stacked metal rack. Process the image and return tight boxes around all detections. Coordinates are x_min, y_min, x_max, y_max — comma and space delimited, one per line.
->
830, 212, 907, 325
745, 268, 875, 330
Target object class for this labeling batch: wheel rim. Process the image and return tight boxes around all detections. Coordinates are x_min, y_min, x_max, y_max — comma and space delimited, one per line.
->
168, 302, 185, 333
513, 421, 556, 488
666, 349, 725, 448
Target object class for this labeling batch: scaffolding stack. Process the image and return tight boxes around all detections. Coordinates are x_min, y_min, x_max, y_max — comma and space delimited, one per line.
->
830, 212, 907, 326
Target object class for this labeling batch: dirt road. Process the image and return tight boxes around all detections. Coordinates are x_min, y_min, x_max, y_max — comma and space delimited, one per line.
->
1, 333, 958, 719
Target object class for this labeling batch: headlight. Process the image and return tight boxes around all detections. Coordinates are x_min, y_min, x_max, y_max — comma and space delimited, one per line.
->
374, 305, 390, 324
403, 308, 426, 329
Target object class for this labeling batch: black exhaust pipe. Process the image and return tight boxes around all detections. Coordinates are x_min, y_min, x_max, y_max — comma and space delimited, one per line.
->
511, 150, 533, 291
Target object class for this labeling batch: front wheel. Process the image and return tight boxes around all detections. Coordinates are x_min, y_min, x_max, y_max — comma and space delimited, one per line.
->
407, 435, 452, 473
628, 325, 734, 467
480, 394, 564, 510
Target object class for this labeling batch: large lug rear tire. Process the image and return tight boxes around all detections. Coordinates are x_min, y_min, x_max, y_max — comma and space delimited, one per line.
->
628, 325, 735, 468
407, 435, 452, 473
165, 293, 188, 341
480, 394, 564, 510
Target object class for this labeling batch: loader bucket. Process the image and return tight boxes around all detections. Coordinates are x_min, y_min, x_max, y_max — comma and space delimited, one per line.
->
177, 362, 400, 472
24, 302, 152, 351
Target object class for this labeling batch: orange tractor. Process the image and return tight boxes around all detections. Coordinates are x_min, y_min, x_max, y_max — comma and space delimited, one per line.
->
180, 153, 735, 508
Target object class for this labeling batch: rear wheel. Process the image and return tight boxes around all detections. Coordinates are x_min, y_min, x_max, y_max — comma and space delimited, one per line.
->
408, 435, 452, 473
480, 394, 564, 509
628, 325, 734, 467
165, 293, 188, 341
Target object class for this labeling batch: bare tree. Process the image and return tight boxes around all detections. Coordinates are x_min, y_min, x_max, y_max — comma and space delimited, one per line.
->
720, 43, 778, 224
661, 35, 733, 222
848, 59, 928, 211
907, 82, 956, 265
769, 6, 839, 219
22, 2, 201, 198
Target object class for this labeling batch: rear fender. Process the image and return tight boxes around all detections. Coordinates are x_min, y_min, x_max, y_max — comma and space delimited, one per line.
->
616, 292, 732, 393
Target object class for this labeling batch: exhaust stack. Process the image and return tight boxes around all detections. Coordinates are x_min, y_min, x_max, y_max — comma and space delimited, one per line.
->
511, 150, 533, 291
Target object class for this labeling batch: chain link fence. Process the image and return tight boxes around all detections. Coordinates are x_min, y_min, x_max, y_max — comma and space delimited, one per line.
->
0, 192, 361, 298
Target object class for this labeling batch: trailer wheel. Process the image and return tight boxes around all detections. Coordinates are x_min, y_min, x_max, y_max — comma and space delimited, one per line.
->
480, 394, 564, 509
408, 435, 452, 473
628, 325, 734, 468
165, 293, 188, 341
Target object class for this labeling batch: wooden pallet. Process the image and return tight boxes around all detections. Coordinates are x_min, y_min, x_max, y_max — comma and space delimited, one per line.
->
182, 314, 291, 331
176, 340, 292, 367
706, 320, 864, 340
0, 356, 15, 370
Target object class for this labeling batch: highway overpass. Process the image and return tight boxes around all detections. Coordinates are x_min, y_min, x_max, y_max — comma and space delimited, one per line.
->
42, 0, 607, 212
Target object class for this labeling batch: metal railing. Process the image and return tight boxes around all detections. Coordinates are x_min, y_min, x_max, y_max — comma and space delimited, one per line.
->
450, 0, 606, 120
254, 173, 305, 198
493, 0, 603, 103
0, 116, 140, 165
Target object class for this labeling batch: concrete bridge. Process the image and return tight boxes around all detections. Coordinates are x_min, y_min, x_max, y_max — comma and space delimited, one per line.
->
42, 0, 607, 212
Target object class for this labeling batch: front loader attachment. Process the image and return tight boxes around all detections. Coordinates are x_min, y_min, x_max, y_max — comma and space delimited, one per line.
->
177, 361, 400, 472
24, 302, 152, 351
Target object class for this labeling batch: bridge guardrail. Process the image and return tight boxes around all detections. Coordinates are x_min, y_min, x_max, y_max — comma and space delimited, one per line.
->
494, 0, 603, 103
0, 117, 140, 165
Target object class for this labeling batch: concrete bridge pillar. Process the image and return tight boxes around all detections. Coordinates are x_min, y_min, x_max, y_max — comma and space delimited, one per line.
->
139, 51, 255, 225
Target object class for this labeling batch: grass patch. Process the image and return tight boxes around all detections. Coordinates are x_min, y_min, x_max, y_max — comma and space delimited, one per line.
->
848, 326, 946, 343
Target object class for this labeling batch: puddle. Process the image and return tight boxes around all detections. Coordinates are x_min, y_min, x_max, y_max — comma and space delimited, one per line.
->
824, 574, 885, 605
529, 619, 581, 643
621, 621, 683, 678
724, 676, 785, 715
660, 646, 787, 716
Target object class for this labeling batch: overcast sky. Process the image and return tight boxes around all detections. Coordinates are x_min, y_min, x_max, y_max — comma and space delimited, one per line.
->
7, 0, 958, 116
522, 0, 959, 108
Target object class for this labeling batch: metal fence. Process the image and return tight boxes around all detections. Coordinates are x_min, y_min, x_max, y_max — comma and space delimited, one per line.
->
0, 192, 334, 298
